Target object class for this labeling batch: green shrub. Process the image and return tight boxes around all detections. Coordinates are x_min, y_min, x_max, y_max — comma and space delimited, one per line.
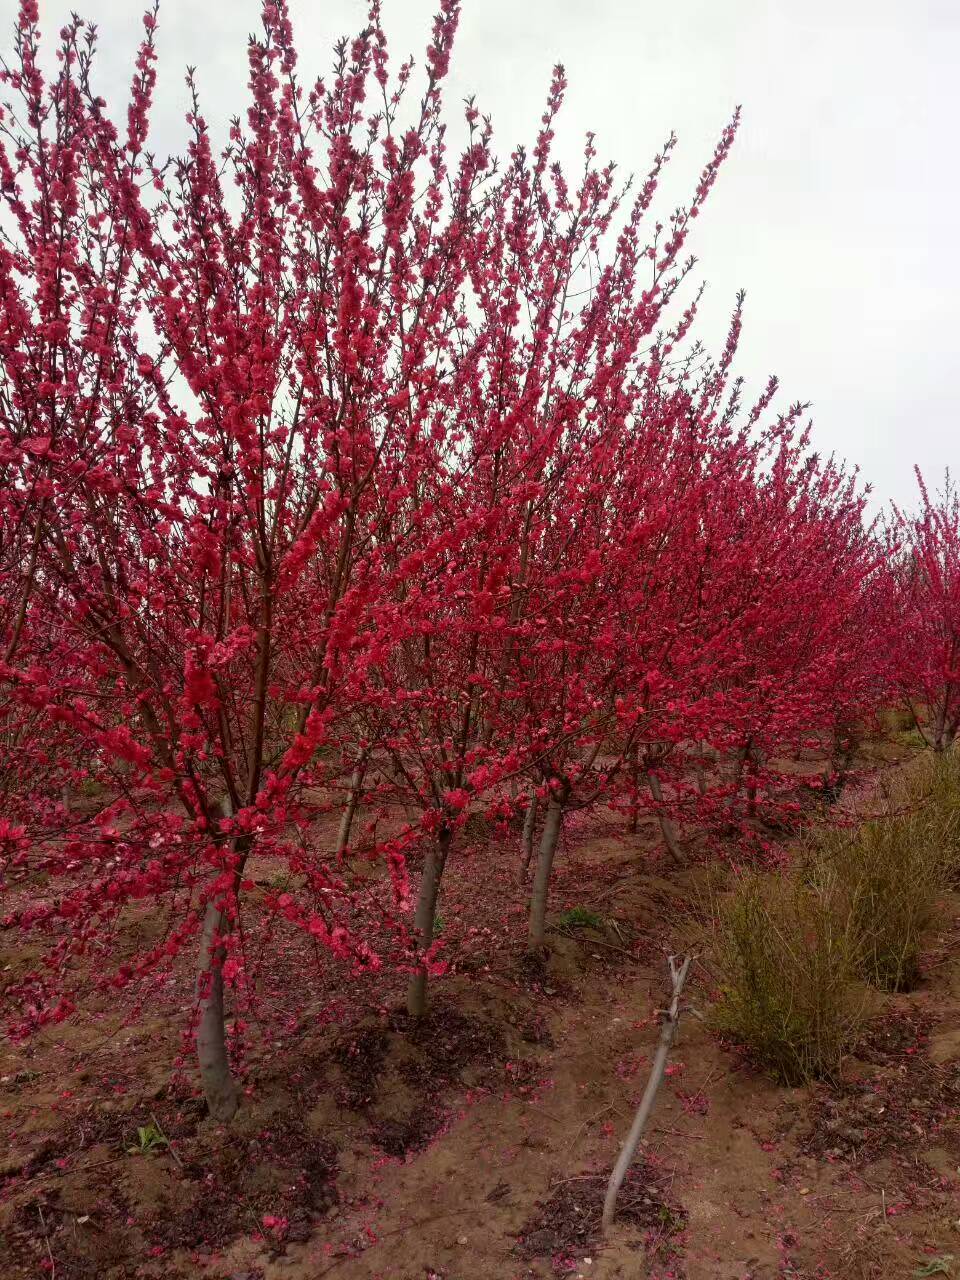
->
709, 871, 870, 1085
710, 752, 960, 1082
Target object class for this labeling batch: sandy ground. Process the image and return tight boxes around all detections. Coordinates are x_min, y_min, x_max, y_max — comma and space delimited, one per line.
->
2, 751, 959, 1279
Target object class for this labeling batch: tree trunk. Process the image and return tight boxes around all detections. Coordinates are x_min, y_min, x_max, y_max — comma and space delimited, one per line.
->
731, 740, 749, 789
694, 741, 709, 797
929, 701, 957, 752
628, 747, 640, 835
724, 739, 751, 831
335, 749, 368, 855
744, 742, 763, 818
527, 788, 567, 951
822, 728, 854, 800
196, 897, 239, 1122
406, 825, 452, 1018
746, 776, 758, 818
519, 792, 539, 881
646, 770, 683, 865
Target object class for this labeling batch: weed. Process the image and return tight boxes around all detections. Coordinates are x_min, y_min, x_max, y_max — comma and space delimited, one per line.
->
557, 905, 603, 931
877, 705, 918, 736
914, 1259, 955, 1279
901, 750, 960, 884
128, 1119, 169, 1156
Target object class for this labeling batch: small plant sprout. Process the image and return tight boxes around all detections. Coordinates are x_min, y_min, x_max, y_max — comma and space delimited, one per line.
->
128, 1119, 170, 1157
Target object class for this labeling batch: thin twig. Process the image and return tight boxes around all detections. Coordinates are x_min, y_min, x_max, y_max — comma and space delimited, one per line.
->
558, 928, 641, 963
524, 1104, 565, 1124
37, 1205, 56, 1278
566, 1103, 613, 1152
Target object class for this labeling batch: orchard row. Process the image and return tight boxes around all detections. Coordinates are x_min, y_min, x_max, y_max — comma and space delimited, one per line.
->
0, 1, 955, 1118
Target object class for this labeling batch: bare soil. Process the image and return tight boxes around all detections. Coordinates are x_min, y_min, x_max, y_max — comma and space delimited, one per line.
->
3, 749, 959, 1279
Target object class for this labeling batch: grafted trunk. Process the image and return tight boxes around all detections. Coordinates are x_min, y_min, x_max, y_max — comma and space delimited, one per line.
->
196, 897, 239, 1122
519, 792, 539, 881
646, 770, 683, 865
725, 738, 752, 831
731, 740, 749, 790
602, 956, 691, 1232
335, 749, 368, 855
196, 797, 242, 1122
527, 787, 567, 951
406, 825, 452, 1018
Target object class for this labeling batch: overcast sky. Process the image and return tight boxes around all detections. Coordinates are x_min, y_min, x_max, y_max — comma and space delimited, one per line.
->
13, 0, 959, 512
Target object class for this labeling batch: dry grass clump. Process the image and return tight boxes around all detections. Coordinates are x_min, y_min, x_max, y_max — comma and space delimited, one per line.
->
818, 813, 940, 992
709, 871, 871, 1084
823, 751, 960, 990
900, 748, 960, 883
710, 750, 960, 1079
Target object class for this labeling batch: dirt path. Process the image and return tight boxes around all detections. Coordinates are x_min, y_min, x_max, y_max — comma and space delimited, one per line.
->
218, 862, 960, 1280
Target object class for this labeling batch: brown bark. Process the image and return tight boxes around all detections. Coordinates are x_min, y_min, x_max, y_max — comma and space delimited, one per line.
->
694, 741, 710, 797
527, 784, 568, 951
335, 749, 368, 855
196, 896, 239, 1122
926, 697, 958, 752
646, 770, 683, 865
406, 825, 452, 1018
519, 791, 539, 881
628, 746, 640, 835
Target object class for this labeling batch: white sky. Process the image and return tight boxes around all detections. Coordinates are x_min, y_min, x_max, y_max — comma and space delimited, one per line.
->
12, 0, 959, 512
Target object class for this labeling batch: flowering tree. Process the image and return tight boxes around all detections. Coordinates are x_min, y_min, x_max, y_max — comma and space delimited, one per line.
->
692, 433, 876, 824
0, 0, 496, 1118
349, 71, 743, 977
442, 96, 743, 948
884, 470, 960, 751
